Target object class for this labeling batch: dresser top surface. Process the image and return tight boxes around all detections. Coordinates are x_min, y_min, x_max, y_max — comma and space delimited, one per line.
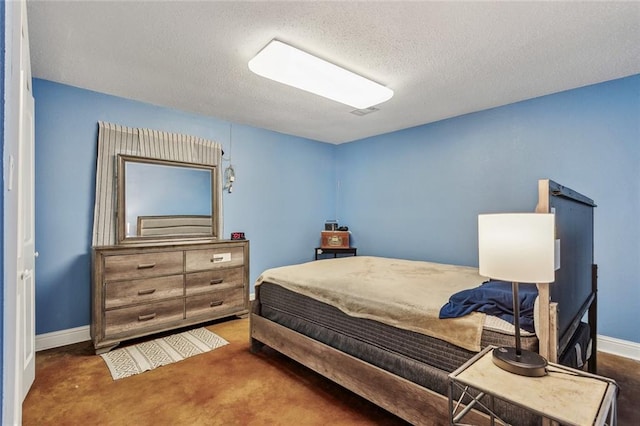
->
93, 239, 248, 251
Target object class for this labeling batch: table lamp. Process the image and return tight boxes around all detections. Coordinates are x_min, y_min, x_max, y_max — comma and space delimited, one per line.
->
478, 213, 556, 377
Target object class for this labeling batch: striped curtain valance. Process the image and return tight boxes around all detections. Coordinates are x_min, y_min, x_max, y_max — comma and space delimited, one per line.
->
92, 121, 223, 246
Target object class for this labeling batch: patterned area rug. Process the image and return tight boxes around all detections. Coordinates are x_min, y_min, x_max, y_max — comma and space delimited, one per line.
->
100, 327, 229, 380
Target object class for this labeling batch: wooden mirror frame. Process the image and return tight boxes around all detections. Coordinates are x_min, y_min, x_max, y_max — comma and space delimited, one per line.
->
116, 154, 220, 244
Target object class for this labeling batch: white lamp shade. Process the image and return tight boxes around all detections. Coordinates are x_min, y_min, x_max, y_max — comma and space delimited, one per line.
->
478, 213, 556, 283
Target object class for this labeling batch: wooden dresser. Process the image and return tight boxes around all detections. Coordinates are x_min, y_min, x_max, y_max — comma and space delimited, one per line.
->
91, 240, 249, 354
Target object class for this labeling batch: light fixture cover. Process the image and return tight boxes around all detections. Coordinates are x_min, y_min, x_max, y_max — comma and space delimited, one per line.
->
248, 40, 393, 109
478, 213, 556, 283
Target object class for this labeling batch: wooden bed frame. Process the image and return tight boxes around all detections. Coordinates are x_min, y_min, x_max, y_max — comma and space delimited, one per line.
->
250, 179, 597, 425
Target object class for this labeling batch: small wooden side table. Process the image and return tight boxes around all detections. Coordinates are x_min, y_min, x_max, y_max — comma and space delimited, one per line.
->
314, 247, 357, 260
448, 346, 618, 426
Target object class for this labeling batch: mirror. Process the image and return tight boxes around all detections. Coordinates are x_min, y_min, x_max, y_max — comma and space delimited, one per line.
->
117, 155, 219, 243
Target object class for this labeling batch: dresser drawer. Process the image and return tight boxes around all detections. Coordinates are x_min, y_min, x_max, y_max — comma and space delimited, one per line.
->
185, 288, 244, 319
104, 275, 184, 309
104, 299, 184, 336
185, 266, 243, 296
103, 251, 183, 281
185, 246, 244, 272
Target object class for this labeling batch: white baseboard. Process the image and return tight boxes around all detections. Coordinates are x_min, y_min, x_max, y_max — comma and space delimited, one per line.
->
597, 334, 640, 361
35, 325, 91, 352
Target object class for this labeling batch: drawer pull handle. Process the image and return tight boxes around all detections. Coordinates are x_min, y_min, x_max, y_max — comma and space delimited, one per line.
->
210, 278, 224, 285
211, 256, 224, 262
137, 263, 156, 269
138, 288, 156, 295
210, 300, 224, 307
138, 313, 157, 321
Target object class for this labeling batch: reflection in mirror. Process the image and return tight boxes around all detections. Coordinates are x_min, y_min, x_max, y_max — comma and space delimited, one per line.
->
117, 155, 218, 243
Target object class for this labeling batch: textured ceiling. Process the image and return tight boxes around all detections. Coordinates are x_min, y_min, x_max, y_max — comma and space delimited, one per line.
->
27, 1, 640, 144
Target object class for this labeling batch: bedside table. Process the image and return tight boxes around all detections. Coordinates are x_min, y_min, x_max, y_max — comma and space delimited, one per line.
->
448, 346, 618, 425
314, 247, 357, 260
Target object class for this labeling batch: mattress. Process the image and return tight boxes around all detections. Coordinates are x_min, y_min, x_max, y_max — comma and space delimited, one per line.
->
258, 282, 538, 374
256, 256, 490, 352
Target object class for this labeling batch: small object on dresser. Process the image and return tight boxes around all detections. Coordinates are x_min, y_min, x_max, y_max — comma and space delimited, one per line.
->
231, 232, 245, 240
321, 230, 350, 248
324, 220, 338, 231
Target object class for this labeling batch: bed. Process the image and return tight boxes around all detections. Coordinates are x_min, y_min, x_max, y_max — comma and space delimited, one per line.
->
249, 179, 597, 425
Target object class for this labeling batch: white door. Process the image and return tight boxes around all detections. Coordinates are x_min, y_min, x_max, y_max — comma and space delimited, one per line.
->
4, 0, 35, 423
16, 0, 36, 408
17, 51, 36, 402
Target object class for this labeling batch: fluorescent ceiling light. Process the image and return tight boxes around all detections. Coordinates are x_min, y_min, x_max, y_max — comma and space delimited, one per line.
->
248, 40, 394, 109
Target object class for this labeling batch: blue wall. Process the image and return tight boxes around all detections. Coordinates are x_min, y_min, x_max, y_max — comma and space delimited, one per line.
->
33, 75, 640, 345
336, 75, 640, 344
33, 79, 336, 334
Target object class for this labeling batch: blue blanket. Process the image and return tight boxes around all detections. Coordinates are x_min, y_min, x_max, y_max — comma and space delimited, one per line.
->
439, 280, 537, 333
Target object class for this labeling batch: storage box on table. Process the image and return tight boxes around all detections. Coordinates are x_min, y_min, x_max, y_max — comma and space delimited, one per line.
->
320, 231, 350, 248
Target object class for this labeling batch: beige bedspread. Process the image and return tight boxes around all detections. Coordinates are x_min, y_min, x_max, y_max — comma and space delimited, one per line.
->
255, 256, 488, 352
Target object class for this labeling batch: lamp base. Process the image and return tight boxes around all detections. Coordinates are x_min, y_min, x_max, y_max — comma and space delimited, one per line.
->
492, 347, 547, 377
